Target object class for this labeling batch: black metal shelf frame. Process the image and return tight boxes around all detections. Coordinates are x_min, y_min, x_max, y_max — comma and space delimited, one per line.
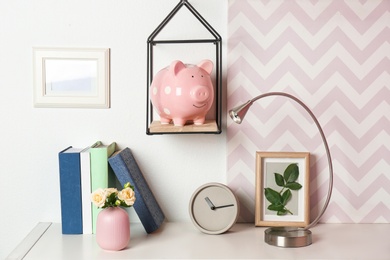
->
146, 0, 222, 135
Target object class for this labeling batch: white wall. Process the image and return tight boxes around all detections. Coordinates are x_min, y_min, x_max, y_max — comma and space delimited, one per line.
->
0, 1, 227, 258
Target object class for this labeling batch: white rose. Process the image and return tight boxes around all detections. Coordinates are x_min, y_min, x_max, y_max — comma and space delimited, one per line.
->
118, 187, 136, 206
91, 188, 106, 208
104, 188, 118, 197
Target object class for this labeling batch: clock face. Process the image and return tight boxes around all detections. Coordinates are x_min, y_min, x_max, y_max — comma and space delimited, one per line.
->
189, 183, 240, 234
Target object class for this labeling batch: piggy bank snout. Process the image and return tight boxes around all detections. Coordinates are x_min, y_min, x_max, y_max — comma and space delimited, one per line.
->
190, 86, 211, 102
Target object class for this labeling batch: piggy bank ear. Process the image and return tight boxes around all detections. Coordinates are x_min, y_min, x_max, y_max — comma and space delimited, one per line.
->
197, 59, 213, 75
170, 60, 186, 76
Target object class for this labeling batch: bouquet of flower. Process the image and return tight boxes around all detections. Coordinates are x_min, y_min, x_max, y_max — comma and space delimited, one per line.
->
91, 182, 136, 208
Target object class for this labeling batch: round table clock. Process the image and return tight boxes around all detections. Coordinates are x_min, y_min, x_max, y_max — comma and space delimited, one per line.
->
189, 182, 240, 234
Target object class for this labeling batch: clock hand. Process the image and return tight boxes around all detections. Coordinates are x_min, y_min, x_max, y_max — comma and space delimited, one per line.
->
213, 204, 234, 209
204, 197, 216, 210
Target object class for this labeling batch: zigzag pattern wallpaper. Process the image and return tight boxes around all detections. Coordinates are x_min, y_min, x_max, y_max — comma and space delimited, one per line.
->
227, 0, 390, 223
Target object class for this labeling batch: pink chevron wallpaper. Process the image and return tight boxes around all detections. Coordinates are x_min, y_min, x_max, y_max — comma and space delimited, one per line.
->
227, 0, 390, 223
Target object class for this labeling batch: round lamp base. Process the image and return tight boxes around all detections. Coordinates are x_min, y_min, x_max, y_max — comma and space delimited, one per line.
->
264, 227, 312, 247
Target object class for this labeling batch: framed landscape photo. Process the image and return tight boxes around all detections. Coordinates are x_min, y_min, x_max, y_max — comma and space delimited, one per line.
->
33, 47, 110, 108
255, 152, 310, 227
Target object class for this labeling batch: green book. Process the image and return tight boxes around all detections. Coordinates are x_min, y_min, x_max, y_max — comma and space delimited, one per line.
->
90, 142, 116, 234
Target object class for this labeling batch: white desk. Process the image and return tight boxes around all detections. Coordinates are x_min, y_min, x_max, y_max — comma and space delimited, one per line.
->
7, 222, 390, 259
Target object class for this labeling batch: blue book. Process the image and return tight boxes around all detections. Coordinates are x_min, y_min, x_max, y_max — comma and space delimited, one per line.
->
58, 146, 83, 234
108, 148, 165, 233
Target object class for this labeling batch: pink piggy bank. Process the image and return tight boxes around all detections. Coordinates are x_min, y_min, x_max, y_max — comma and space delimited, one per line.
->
150, 60, 214, 126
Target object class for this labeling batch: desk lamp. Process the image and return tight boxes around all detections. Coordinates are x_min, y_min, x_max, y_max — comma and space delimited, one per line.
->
229, 92, 333, 247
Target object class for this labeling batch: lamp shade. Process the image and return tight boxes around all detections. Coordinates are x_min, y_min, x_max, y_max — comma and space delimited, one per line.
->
228, 100, 253, 124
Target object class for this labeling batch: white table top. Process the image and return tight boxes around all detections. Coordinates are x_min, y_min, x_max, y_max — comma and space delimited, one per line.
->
8, 222, 390, 259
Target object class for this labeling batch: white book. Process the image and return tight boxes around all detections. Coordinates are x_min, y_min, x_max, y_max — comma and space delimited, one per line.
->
80, 141, 101, 234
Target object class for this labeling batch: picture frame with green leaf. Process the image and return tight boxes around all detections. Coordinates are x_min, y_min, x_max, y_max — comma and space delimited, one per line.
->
255, 152, 310, 227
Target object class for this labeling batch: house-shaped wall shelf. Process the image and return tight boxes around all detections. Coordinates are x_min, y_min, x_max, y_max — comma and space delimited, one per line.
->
146, 0, 222, 135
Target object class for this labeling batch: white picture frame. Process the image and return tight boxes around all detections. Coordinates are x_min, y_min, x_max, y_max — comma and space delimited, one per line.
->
33, 47, 110, 108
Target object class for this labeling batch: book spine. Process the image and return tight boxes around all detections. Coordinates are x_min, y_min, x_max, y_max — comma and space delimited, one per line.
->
58, 147, 83, 234
90, 142, 116, 233
80, 149, 92, 234
109, 148, 165, 233
80, 141, 102, 235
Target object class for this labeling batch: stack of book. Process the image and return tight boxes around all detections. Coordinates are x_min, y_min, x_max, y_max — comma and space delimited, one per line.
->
58, 141, 165, 235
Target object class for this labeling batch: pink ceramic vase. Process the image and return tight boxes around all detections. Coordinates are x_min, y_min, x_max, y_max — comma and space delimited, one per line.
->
96, 207, 130, 251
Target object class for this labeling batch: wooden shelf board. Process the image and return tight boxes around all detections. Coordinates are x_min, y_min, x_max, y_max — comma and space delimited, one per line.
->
149, 120, 219, 134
